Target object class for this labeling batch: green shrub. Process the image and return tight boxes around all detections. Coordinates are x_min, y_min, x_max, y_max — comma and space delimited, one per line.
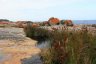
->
24, 24, 51, 42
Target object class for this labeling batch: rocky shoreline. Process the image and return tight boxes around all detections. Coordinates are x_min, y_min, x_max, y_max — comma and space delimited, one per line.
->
0, 28, 41, 64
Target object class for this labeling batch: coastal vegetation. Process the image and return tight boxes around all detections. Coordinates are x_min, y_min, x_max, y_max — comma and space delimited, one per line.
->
24, 23, 96, 64
24, 24, 51, 42
0, 18, 96, 64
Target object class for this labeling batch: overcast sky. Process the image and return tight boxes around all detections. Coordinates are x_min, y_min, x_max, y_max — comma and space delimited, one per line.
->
0, 0, 96, 21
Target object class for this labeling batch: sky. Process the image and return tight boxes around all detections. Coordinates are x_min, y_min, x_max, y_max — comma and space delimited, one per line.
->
0, 0, 96, 22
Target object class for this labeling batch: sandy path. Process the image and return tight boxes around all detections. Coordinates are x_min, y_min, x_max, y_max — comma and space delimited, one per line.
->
0, 28, 41, 64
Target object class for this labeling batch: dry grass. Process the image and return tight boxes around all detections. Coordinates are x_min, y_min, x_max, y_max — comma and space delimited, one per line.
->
24, 25, 96, 64
41, 30, 96, 64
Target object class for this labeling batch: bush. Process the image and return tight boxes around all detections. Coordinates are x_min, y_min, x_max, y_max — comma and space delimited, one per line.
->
24, 24, 96, 64
41, 30, 96, 64
92, 24, 96, 28
24, 24, 51, 42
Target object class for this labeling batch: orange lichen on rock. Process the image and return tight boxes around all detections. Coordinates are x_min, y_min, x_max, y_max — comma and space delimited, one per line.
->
48, 17, 60, 25
64, 20, 74, 26
32, 24, 39, 27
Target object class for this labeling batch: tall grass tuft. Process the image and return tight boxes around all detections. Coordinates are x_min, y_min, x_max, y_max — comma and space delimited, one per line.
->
41, 30, 96, 64
24, 25, 96, 64
24, 24, 51, 42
